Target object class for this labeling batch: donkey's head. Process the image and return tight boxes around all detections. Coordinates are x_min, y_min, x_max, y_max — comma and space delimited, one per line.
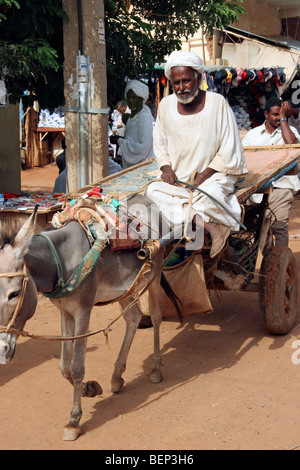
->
0, 208, 38, 364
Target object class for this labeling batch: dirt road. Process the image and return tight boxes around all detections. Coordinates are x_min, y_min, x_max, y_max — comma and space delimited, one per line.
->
0, 166, 299, 450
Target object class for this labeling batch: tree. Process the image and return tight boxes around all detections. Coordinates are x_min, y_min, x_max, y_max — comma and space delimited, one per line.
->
105, 0, 245, 102
0, 0, 65, 109
0, 0, 245, 108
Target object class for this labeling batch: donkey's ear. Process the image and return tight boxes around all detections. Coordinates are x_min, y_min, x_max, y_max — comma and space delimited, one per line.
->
12, 205, 38, 256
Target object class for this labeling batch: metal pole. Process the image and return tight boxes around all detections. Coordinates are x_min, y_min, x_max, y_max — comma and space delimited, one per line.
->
76, 54, 90, 188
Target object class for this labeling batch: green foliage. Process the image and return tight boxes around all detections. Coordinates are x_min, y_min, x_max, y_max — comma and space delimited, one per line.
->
0, 0, 65, 109
0, 0, 245, 108
105, 0, 245, 102
0, 0, 20, 22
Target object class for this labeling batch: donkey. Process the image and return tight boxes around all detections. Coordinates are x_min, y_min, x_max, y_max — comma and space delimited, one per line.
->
0, 201, 181, 441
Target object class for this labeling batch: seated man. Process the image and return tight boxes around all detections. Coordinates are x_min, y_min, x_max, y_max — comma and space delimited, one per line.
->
243, 97, 300, 254
145, 51, 248, 258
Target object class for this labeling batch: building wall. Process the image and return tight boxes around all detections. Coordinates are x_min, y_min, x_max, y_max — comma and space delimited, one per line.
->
222, 40, 300, 82
181, 0, 284, 64
234, 0, 282, 37
0, 103, 21, 193
180, 1, 299, 82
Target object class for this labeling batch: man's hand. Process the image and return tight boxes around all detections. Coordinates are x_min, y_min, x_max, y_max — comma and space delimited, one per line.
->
194, 167, 216, 187
279, 102, 298, 144
282, 101, 299, 119
160, 165, 176, 185
280, 101, 293, 119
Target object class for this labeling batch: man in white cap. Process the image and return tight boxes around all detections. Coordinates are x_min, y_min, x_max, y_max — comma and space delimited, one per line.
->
145, 50, 248, 257
110, 80, 154, 169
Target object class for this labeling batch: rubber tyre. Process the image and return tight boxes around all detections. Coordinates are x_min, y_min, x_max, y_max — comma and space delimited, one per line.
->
259, 247, 299, 335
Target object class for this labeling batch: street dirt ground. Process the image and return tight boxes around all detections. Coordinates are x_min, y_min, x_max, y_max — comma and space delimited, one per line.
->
0, 164, 299, 450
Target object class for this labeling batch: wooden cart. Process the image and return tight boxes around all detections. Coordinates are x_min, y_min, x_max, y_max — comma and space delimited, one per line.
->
77, 145, 300, 335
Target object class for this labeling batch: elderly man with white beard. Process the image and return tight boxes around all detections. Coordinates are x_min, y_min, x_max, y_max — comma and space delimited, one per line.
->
145, 51, 248, 257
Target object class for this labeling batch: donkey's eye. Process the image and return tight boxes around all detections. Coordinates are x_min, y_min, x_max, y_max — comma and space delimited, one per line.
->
8, 291, 20, 301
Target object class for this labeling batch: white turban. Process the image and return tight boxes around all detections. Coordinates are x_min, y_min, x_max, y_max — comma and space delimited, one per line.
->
164, 51, 205, 81
125, 80, 149, 104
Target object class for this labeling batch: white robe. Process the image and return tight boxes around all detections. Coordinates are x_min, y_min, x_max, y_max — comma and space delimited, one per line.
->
145, 92, 247, 231
118, 107, 155, 169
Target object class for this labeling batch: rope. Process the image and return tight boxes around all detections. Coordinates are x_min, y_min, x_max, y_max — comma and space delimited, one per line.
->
0, 237, 185, 342
175, 180, 247, 230
183, 171, 197, 241
0, 266, 29, 333
1, 178, 226, 342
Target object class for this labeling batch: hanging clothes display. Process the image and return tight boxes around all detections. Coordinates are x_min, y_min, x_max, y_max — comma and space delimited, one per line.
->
204, 66, 286, 129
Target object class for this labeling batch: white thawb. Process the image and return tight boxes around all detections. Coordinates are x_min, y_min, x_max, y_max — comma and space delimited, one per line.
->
145, 92, 247, 231
118, 80, 155, 169
118, 107, 154, 169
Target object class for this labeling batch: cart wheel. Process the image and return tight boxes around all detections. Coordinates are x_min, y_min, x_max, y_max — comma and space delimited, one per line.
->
259, 247, 298, 335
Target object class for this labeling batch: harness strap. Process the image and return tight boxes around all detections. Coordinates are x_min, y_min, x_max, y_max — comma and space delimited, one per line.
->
0, 266, 29, 332
36, 233, 65, 289
37, 233, 106, 299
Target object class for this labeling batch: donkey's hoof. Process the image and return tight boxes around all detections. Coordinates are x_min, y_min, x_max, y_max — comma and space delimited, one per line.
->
149, 371, 162, 384
63, 424, 81, 441
81, 381, 103, 397
138, 315, 153, 329
111, 377, 124, 394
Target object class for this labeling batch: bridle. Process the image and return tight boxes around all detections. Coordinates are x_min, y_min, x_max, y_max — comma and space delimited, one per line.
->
0, 265, 29, 335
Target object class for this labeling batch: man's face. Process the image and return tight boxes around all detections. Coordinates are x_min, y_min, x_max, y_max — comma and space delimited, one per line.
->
265, 106, 281, 128
171, 66, 201, 104
117, 105, 127, 114
126, 90, 143, 113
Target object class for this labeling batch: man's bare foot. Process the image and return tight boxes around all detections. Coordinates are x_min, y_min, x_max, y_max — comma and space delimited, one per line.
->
204, 222, 230, 258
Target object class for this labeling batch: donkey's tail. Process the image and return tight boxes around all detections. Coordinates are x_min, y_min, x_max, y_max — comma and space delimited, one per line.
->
160, 273, 183, 324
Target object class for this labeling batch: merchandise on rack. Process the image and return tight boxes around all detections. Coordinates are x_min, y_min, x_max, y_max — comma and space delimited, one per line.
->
205, 66, 286, 129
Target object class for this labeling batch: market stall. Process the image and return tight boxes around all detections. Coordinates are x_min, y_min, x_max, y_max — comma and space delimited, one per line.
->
23, 107, 65, 168
0, 191, 64, 233
153, 64, 287, 131
37, 126, 65, 166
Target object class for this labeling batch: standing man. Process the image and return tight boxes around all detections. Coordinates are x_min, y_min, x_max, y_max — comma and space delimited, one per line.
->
243, 97, 300, 253
110, 80, 154, 169
145, 51, 247, 257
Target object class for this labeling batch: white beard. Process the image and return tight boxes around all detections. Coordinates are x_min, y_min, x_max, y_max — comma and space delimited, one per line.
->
176, 88, 199, 104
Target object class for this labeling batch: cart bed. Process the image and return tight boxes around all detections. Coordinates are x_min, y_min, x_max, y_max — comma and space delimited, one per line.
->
80, 145, 300, 204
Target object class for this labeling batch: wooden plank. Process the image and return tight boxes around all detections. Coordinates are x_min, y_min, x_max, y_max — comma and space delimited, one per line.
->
77, 159, 159, 200
235, 147, 300, 202
0, 206, 61, 233
37, 127, 65, 133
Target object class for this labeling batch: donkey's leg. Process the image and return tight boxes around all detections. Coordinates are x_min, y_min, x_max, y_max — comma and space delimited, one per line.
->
148, 279, 163, 384
59, 309, 75, 386
63, 336, 87, 441
59, 305, 102, 393
62, 307, 91, 441
111, 298, 142, 393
